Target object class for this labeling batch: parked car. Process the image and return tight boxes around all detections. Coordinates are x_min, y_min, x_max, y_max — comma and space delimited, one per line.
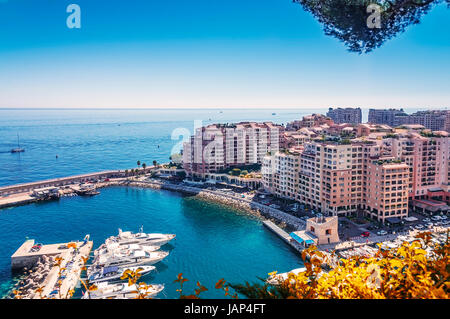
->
431, 216, 441, 221
377, 230, 388, 236
422, 218, 431, 223
440, 215, 448, 220
426, 222, 434, 228
415, 224, 424, 229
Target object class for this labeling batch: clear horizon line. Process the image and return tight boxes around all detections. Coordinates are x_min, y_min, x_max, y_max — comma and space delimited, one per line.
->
0, 106, 448, 110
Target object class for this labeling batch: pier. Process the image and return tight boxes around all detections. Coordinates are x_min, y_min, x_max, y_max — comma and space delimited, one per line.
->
10, 238, 93, 299
263, 220, 303, 253
0, 170, 126, 209
0, 170, 124, 197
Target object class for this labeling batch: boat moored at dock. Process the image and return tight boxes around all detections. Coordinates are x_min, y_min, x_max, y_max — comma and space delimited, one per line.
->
105, 227, 176, 247
82, 282, 164, 299
88, 265, 156, 284
94, 242, 160, 257
88, 250, 169, 274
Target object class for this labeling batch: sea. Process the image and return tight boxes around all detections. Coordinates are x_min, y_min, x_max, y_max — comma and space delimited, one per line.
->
0, 107, 426, 298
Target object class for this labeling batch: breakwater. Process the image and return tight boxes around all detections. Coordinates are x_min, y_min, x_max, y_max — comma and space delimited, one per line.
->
8, 239, 93, 299
0, 170, 125, 196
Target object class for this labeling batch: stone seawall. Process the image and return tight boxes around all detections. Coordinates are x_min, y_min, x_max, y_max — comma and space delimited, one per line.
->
107, 180, 306, 231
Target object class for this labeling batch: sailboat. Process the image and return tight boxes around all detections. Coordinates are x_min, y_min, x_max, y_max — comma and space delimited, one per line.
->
11, 134, 25, 153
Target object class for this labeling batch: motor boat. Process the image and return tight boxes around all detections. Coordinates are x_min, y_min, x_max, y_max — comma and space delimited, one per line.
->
266, 267, 307, 285
88, 250, 169, 274
105, 228, 176, 246
88, 265, 155, 284
82, 282, 164, 299
94, 242, 160, 257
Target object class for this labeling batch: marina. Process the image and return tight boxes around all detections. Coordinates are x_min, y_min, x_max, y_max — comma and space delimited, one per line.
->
0, 186, 302, 298
8, 228, 174, 299
9, 237, 93, 299
81, 228, 173, 299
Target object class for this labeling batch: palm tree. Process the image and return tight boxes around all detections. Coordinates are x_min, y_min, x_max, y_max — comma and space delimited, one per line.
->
142, 163, 147, 171
137, 160, 141, 168
152, 160, 157, 167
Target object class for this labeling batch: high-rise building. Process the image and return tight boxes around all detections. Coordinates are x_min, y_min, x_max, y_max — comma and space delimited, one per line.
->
363, 159, 410, 222
326, 107, 362, 124
262, 149, 301, 200
368, 108, 408, 127
406, 110, 450, 132
183, 122, 284, 178
262, 138, 411, 223
369, 109, 450, 132
385, 131, 450, 199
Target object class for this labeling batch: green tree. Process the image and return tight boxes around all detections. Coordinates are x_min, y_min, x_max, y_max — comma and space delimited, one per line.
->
142, 163, 147, 171
230, 168, 241, 176
293, 0, 449, 53
137, 160, 141, 168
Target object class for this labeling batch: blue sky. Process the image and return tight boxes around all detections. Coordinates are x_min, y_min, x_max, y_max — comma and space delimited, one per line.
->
0, 0, 449, 108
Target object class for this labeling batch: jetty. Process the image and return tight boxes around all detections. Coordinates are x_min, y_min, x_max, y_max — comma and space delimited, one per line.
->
10, 237, 93, 299
263, 220, 303, 253
0, 170, 126, 209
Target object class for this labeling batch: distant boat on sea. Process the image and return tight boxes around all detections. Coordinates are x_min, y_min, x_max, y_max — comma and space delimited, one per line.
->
272, 113, 276, 116
11, 134, 25, 153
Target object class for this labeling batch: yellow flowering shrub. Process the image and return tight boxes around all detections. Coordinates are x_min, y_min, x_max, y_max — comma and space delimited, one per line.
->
234, 231, 448, 299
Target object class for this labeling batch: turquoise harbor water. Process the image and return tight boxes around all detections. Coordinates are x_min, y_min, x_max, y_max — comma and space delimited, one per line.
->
0, 187, 303, 298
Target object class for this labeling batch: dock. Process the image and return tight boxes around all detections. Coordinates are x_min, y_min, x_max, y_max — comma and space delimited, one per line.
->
0, 193, 37, 209
263, 220, 303, 253
10, 238, 93, 299
0, 170, 127, 209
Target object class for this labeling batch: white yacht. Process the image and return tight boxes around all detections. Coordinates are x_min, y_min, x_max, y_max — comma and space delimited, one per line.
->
266, 267, 307, 285
82, 282, 164, 299
88, 250, 169, 274
88, 265, 156, 284
105, 228, 176, 247
94, 242, 160, 257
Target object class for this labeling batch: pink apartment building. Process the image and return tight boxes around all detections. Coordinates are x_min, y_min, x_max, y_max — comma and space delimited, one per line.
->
183, 122, 284, 178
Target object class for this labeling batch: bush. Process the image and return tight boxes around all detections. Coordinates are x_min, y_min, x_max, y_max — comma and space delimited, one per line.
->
230, 168, 241, 176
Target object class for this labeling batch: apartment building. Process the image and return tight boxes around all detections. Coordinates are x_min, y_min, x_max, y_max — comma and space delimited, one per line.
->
286, 114, 334, 131
363, 159, 410, 222
407, 110, 450, 132
326, 107, 362, 124
183, 122, 284, 178
384, 131, 450, 200
263, 138, 411, 222
369, 109, 450, 132
368, 108, 408, 127
262, 149, 301, 200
